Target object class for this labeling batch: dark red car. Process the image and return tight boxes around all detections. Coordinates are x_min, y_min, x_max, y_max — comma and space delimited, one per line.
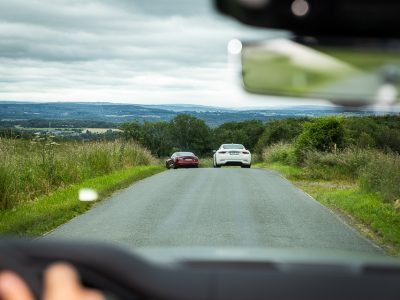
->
165, 152, 199, 169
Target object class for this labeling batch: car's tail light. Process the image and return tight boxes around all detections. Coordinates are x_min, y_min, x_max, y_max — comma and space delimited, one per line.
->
242, 151, 250, 154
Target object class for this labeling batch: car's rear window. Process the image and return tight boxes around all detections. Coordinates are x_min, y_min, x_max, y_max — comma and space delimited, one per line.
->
222, 144, 244, 149
176, 152, 195, 156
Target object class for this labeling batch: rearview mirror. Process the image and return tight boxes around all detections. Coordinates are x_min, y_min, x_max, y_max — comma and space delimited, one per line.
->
241, 38, 400, 106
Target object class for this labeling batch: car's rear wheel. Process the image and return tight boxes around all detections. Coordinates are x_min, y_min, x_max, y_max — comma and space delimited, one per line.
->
213, 157, 220, 168
241, 165, 251, 168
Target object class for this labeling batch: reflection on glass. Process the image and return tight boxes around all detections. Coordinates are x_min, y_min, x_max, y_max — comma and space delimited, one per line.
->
79, 188, 98, 202
241, 39, 400, 106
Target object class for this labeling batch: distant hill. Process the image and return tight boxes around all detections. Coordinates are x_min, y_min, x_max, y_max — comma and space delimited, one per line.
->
142, 104, 234, 113
0, 101, 396, 127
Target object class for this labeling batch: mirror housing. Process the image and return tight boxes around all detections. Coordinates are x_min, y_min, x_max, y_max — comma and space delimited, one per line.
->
215, 0, 400, 39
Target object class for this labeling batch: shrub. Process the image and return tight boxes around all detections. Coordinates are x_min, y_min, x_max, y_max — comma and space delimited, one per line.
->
360, 151, 400, 202
294, 117, 346, 162
262, 143, 297, 165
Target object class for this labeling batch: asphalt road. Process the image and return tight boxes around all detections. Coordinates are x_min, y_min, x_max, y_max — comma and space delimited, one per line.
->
47, 168, 380, 254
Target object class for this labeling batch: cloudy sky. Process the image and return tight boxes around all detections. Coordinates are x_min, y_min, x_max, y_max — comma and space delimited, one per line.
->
0, 0, 328, 108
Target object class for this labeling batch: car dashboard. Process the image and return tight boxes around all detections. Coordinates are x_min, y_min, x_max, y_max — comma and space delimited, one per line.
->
1, 239, 400, 300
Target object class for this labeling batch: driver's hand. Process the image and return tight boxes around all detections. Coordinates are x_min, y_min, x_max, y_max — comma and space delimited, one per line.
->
0, 263, 104, 300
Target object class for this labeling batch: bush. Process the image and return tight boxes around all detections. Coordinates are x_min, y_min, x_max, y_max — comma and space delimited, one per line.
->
360, 151, 400, 202
262, 143, 297, 165
294, 117, 346, 162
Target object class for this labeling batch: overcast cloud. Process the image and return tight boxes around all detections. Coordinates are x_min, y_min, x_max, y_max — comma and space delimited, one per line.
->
0, 0, 325, 107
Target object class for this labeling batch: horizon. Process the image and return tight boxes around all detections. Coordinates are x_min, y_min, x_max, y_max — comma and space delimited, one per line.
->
0, 99, 332, 108
1, 100, 400, 112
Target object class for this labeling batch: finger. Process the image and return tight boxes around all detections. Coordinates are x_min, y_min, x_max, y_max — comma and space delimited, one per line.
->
44, 263, 81, 300
81, 289, 105, 300
0, 271, 34, 300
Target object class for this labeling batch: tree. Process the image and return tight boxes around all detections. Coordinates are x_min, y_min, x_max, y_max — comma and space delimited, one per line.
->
255, 118, 308, 154
212, 120, 264, 151
120, 121, 143, 142
141, 121, 173, 157
343, 115, 400, 153
170, 114, 212, 155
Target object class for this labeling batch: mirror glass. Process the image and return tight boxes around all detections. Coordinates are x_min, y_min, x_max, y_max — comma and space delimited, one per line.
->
241, 39, 400, 106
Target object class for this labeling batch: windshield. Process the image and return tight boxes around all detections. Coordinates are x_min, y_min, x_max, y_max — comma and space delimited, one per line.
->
222, 144, 245, 149
0, 0, 399, 262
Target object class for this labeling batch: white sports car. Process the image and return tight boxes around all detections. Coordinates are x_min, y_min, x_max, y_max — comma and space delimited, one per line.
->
213, 144, 251, 168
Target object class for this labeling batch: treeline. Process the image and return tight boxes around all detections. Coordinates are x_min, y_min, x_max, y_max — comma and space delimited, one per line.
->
3, 114, 399, 159
256, 115, 400, 156
121, 114, 400, 158
120, 114, 264, 157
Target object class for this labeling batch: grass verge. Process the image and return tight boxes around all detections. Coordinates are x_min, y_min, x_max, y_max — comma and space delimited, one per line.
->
255, 162, 400, 256
0, 165, 164, 236
199, 157, 213, 168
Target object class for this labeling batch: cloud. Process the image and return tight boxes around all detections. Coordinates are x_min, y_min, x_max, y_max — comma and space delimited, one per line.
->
0, 0, 317, 107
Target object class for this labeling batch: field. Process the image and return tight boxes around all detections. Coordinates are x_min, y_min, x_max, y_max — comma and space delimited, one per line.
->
81, 128, 122, 133
14, 125, 121, 134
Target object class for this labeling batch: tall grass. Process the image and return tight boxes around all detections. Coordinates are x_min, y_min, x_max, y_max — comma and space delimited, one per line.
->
0, 137, 155, 210
302, 148, 373, 181
360, 151, 400, 202
262, 143, 400, 202
262, 142, 297, 166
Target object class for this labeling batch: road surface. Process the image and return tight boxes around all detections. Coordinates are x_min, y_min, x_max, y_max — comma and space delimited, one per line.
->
47, 168, 380, 254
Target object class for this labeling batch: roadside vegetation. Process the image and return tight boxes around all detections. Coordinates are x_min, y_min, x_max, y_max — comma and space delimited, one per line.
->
0, 137, 156, 210
0, 165, 163, 236
1, 113, 399, 245
256, 116, 400, 255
